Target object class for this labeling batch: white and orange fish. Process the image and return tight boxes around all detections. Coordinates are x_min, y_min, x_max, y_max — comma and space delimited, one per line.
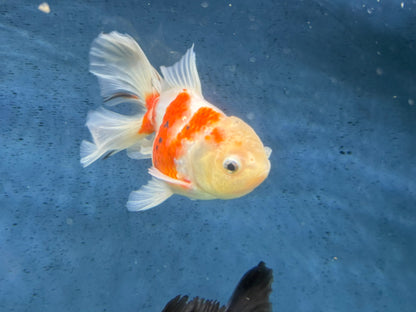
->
80, 32, 271, 211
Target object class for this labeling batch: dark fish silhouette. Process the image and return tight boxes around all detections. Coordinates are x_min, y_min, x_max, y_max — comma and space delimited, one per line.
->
162, 261, 273, 312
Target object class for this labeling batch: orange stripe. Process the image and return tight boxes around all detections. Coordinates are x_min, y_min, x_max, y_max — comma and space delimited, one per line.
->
139, 92, 159, 134
153, 93, 224, 181
205, 126, 225, 144
176, 107, 223, 143
153, 92, 192, 179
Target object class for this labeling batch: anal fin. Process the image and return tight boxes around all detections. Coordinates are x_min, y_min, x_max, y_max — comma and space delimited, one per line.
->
126, 136, 154, 160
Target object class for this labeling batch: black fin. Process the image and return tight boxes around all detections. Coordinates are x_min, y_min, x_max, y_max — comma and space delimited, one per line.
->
102, 150, 117, 160
162, 295, 226, 312
226, 261, 273, 312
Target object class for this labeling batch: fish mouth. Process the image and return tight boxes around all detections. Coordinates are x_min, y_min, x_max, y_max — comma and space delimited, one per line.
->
260, 159, 271, 178
264, 146, 272, 159
247, 162, 271, 192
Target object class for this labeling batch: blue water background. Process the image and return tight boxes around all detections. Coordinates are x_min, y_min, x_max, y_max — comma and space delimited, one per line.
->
1, 0, 415, 311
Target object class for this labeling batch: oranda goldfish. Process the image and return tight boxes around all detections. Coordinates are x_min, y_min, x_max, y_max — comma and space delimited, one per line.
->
81, 32, 271, 211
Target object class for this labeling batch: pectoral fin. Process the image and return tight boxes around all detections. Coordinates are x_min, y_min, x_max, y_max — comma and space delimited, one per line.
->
148, 167, 191, 188
126, 178, 173, 211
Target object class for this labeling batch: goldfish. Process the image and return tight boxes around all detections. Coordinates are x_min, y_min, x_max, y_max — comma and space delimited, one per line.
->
162, 261, 273, 312
80, 32, 271, 211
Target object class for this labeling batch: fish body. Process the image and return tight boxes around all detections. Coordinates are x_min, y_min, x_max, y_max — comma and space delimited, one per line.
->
161, 261, 273, 312
81, 32, 271, 211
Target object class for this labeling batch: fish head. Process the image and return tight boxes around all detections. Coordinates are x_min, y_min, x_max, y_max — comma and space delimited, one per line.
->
190, 116, 271, 199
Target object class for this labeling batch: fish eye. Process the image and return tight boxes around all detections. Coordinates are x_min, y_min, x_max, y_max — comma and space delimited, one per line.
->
223, 157, 240, 174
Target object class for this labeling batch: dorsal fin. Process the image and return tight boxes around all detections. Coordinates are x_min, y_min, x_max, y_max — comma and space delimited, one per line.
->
160, 45, 203, 98
226, 261, 273, 312
162, 296, 226, 312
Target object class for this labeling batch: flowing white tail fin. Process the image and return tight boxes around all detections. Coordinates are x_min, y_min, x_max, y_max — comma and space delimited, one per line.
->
89, 31, 161, 107
81, 32, 162, 167
80, 108, 149, 167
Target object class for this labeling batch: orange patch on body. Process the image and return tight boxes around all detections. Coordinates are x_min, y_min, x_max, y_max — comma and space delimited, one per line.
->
153, 93, 224, 181
153, 92, 192, 179
206, 127, 225, 143
177, 107, 223, 142
139, 92, 160, 134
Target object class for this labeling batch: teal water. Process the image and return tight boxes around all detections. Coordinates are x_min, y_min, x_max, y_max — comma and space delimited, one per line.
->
1, 0, 415, 311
